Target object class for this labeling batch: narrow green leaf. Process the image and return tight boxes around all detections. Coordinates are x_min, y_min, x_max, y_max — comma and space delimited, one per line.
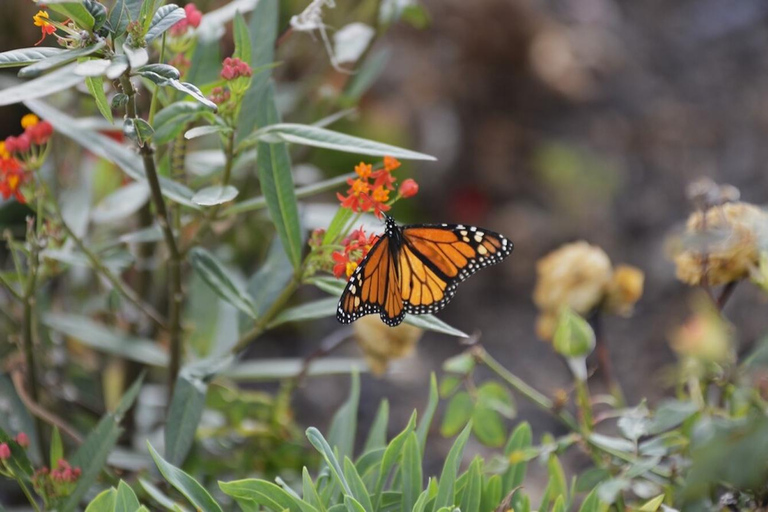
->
328, 372, 360, 462
140, 478, 190, 511
252, 123, 436, 161
85, 75, 113, 123
373, 413, 417, 509
25, 99, 199, 207
401, 432, 422, 512
232, 11, 252, 64
343, 496, 366, 512
153, 101, 211, 145
219, 479, 309, 512
108, 0, 129, 37
115, 480, 141, 512
18, 41, 104, 79
433, 422, 472, 510
440, 392, 473, 437
341, 48, 389, 104
148, 442, 224, 512
0, 64, 83, 106
188, 247, 257, 318
578, 488, 607, 512
92, 181, 150, 224
138, 0, 157, 32
165, 79, 218, 110
75, 58, 112, 77
306, 427, 352, 495
322, 206, 355, 245
85, 488, 117, 512
343, 457, 374, 512
552, 495, 566, 512
401, 314, 468, 337
363, 399, 389, 453
459, 458, 482, 512
243, 236, 295, 322
302, 468, 326, 512
236, 0, 278, 143
267, 297, 338, 327
256, 85, 303, 269
416, 373, 438, 453
165, 372, 207, 466
0, 47, 66, 68
546, 456, 568, 505
223, 358, 366, 381
503, 422, 532, 500
49, 1, 96, 30
226, 173, 355, 216
146, 5, 186, 42
185, 125, 227, 139
44, 313, 168, 366
480, 475, 502, 512
637, 494, 665, 512
192, 185, 239, 206
50, 426, 64, 470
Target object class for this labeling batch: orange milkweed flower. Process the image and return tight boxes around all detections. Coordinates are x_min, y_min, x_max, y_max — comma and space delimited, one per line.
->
33, 10, 56, 45
383, 156, 401, 172
355, 162, 372, 179
21, 114, 39, 129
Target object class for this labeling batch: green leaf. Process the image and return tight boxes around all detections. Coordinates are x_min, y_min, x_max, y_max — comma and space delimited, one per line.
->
344, 457, 374, 512
146, 5, 186, 42
433, 423, 472, 510
136, 63, 181, 81
250, 124, 436, 160
219, 479, 309, 512
322, 206, 355, 245
403, 314, 468, 338
165, 79, 218, 110
236, 0, 278, 143
108, 0, 129, 37
153, 101, 211, 145
596, 478, 629, 505
25, 99, 199, 207
416, 373, 439, 453
302, 469, 325, 512
638, 494, 665, 512
546, 456, 568, 505
363, 399, 390, 454
344, 496, 366, 512
124, 118, 154, 145
256, 86, 303, 269
140, 478, 190, 512
232, 11, 252, 64
341, 48, 389, 105
439, 376, 461, 398
328, 371, 360, 462
552, 495, 566, 512
224, 173, 354, 216
442, 353, 475, 375
224, 358, 365, 381
148, 442, 224, 512
92, 181, 150, 224
63, 377, 142, 512
502, 422, 532, 496
138, 0, 157, 32
165, 372, 207, 466
471, 405, 505, 447
0, 427, 34, 478
480, 475, 502, 512
192, 185, 239, 206
373, 413, 417, 508
49, 1, 96, 30
85, 75, 114, 123
188, 247, 258, 318
75, 58, 112, 77
185, 125, 227, 139
307, 427, 352, 495
243, 236, 295, 323
647, 400, 698, 435
0, 47, 66, 68
0, 375, 41, 463
85, 488, 117, 512
268, 297, 338, 327
552, 308, 596, 359
50, 426, 64, 470
115, 480, 142, 512
44, 313, 168, 366
84, 0, 108, 29
0, 64, 83, 106
458, 458, 482, 512
18, 41, 105, 78
578, 488, 607, 512
440, 392, 473, 437
401, 432, 422, 512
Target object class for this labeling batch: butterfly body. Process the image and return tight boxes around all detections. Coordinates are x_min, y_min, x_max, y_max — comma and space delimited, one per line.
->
337, 216, 513, 326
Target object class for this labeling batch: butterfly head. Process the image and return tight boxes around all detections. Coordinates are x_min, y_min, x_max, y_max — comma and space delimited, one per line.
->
384, 214, 398, 237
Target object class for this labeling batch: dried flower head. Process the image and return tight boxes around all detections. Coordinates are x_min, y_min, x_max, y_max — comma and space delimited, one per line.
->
533, 241, 644, 340
674, 202, 768, 286
353, 314, 423, 375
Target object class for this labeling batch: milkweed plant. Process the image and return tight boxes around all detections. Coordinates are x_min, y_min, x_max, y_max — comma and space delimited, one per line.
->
0, 0, 766, 510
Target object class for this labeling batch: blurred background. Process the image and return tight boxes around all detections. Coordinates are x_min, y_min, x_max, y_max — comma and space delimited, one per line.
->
4, 0, 768, 494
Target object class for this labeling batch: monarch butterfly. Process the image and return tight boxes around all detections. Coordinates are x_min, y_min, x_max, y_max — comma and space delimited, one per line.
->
337, 215, 513, 326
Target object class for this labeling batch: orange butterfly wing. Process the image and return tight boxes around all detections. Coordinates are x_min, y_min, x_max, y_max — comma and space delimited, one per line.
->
336, 236, 405, 326
399, 224, 513, 315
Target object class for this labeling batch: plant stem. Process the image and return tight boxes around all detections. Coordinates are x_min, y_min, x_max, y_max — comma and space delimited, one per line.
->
574, 378, 594, 432
22, 227, 42, 451
120, 74, 184, 398
232, 273, 302, 353
42, 183, 167, 329
716, 281, 738, 311
589, 311, 625, 407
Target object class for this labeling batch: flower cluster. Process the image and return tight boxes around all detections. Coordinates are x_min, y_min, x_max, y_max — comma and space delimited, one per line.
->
170, 3, 203, 37
33, 10, 56, 45
337, 157, 416, 219
533, 241, 644, 340
221, 57, 253, 80
0, 115, 54, 203
32, 459, 82, 506
332, 227, 379, 278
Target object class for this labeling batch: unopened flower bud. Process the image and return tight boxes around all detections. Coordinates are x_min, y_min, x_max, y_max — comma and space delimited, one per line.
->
15, 432, 29, 448
0, 443, 10, 460
398, 178, 419, 198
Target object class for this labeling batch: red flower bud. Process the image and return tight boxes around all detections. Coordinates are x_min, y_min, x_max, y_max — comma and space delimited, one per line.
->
15, 432, 29, 448
398, 178, 419, 198
185, 3, 202, 28
0, 443, 10, 460
14, 133, 31, 153
4, 136, 17, 154
27, 120, 53, 145
220, 57, 253, 81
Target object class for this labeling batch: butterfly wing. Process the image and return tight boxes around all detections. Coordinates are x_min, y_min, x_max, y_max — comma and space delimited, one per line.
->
336, 235, 406, 326
399, 224, 513, 315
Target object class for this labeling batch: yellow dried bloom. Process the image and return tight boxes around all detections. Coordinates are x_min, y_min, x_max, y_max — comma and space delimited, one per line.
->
353, 315, 423, 375
534, 241, 613, 315
674, 202, 768, 286
605, 265, 645, 316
